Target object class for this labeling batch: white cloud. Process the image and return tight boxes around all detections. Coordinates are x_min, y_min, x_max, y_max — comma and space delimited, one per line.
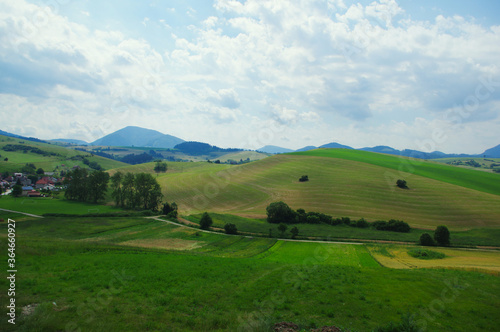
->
0, 0, 499, 152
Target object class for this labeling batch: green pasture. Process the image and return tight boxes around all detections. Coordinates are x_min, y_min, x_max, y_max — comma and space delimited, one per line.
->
291, 149, 500, 196
1, 216, 499, 331
185, 213, 500, 247
150, 153, 500, 229
0, 196, 120, 216
0, 135, 127, 173
434, 157, 500, 172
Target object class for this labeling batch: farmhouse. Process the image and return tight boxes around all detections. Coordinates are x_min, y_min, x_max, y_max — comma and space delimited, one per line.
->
36, 177, 55, 189
27, 190, 41, 197
22, 186, 34, 196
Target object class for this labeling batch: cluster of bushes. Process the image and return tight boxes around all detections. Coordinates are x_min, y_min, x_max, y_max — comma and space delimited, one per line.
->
266, 201, 411, 233
419, 225, 450, 246
162, 201, 178, 218
110, 171, 163, 211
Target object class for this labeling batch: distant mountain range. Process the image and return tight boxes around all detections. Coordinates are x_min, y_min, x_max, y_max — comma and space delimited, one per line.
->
2, 127, 500, 158
90, 126, 184, 149
51, 138, 89, 145
258, 142, 500, 159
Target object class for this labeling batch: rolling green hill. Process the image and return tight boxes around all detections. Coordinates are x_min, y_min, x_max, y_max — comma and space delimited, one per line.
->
110, 149, 500, 229
0, 134, 127, 174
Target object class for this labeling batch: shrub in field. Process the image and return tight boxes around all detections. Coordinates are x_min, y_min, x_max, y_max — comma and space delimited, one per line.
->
278, 223, 288, 237
373, 219, 410, 233
224, 223, 238, 235
163, 202, 178, 218
266, 201, 297, 224
408, 249, 445, 260
396, 179, 409, 189
419, 233, 435, 246
199, 212, 213, 230
306, 214, 321, 224
299, 175, 309, 182
356, 218, 370, 228
291, 226, 299, 239
434, 225, 450, 246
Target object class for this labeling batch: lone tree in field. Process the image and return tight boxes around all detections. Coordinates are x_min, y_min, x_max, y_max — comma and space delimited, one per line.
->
434, 225, 450, 246
396, 179, 409, 189
278, 223, 288, 237
266, 201, 297, 224
290, 226, 299, 239
224, 223, 238, 235
299, 175, 309, 182
199, 212, 213, 230
419, 233, 435, 246
154, 160, 167, 174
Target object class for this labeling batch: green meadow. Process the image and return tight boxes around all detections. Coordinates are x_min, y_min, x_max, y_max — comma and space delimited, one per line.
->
1, 216, 499, 331
2, 146, 500, 331
291, 149, 500, 196
0, 135, 127, 173
114, 151, 500, 229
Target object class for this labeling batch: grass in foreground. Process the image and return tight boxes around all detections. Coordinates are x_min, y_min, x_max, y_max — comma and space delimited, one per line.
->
1, 217, 499, 331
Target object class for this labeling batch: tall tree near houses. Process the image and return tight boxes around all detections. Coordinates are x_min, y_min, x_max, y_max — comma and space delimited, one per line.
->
87, 170, 110, 203
110, 171, 124, 207
121, 172, 137, 209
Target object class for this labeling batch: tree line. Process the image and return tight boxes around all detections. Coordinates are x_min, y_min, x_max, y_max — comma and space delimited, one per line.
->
64, 169, 164, 211
64, 168, 110, 203
110, 171, 163, 211
266, 201, 411, 233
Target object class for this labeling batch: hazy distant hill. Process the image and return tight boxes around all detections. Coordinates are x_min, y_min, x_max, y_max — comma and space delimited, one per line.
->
257, 145, 294, 154
360, 145, 400, 154
482, 144, 500, 158
51, 139, 88, 145
0, 129, 46, 143
91, 126, 184, 148
319, 142, 353, 149
295, 145, 317, 152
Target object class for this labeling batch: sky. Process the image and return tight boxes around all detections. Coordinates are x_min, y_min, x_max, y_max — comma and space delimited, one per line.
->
0, 0, 499, 153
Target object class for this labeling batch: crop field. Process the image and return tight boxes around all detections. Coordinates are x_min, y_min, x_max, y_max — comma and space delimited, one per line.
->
368, 245, 500, 273
113, 151, 500, 229
1, 216, 499, 331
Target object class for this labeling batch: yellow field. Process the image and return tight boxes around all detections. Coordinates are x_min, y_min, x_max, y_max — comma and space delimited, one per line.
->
368, 245, 500, 273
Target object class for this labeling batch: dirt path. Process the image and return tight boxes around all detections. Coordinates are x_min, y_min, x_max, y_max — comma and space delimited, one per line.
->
147, 216, 365, 245
147, 216, 500, 251
0, 208, 44, 218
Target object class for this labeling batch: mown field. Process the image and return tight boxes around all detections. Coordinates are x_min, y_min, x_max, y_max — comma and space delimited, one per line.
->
110, 150, 500, 230
1, 216, 499, 331
368, 244, 500, 272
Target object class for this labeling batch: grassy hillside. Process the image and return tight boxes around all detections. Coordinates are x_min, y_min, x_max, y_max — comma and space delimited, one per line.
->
292, 149, 500, 196
1, 216, 499, 331
0, 135, 127, 173
434, 157, 500, 173
133, 152, 500, 229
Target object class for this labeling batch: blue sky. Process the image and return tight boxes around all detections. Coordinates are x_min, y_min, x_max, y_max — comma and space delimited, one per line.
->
0, 0, 499, 153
